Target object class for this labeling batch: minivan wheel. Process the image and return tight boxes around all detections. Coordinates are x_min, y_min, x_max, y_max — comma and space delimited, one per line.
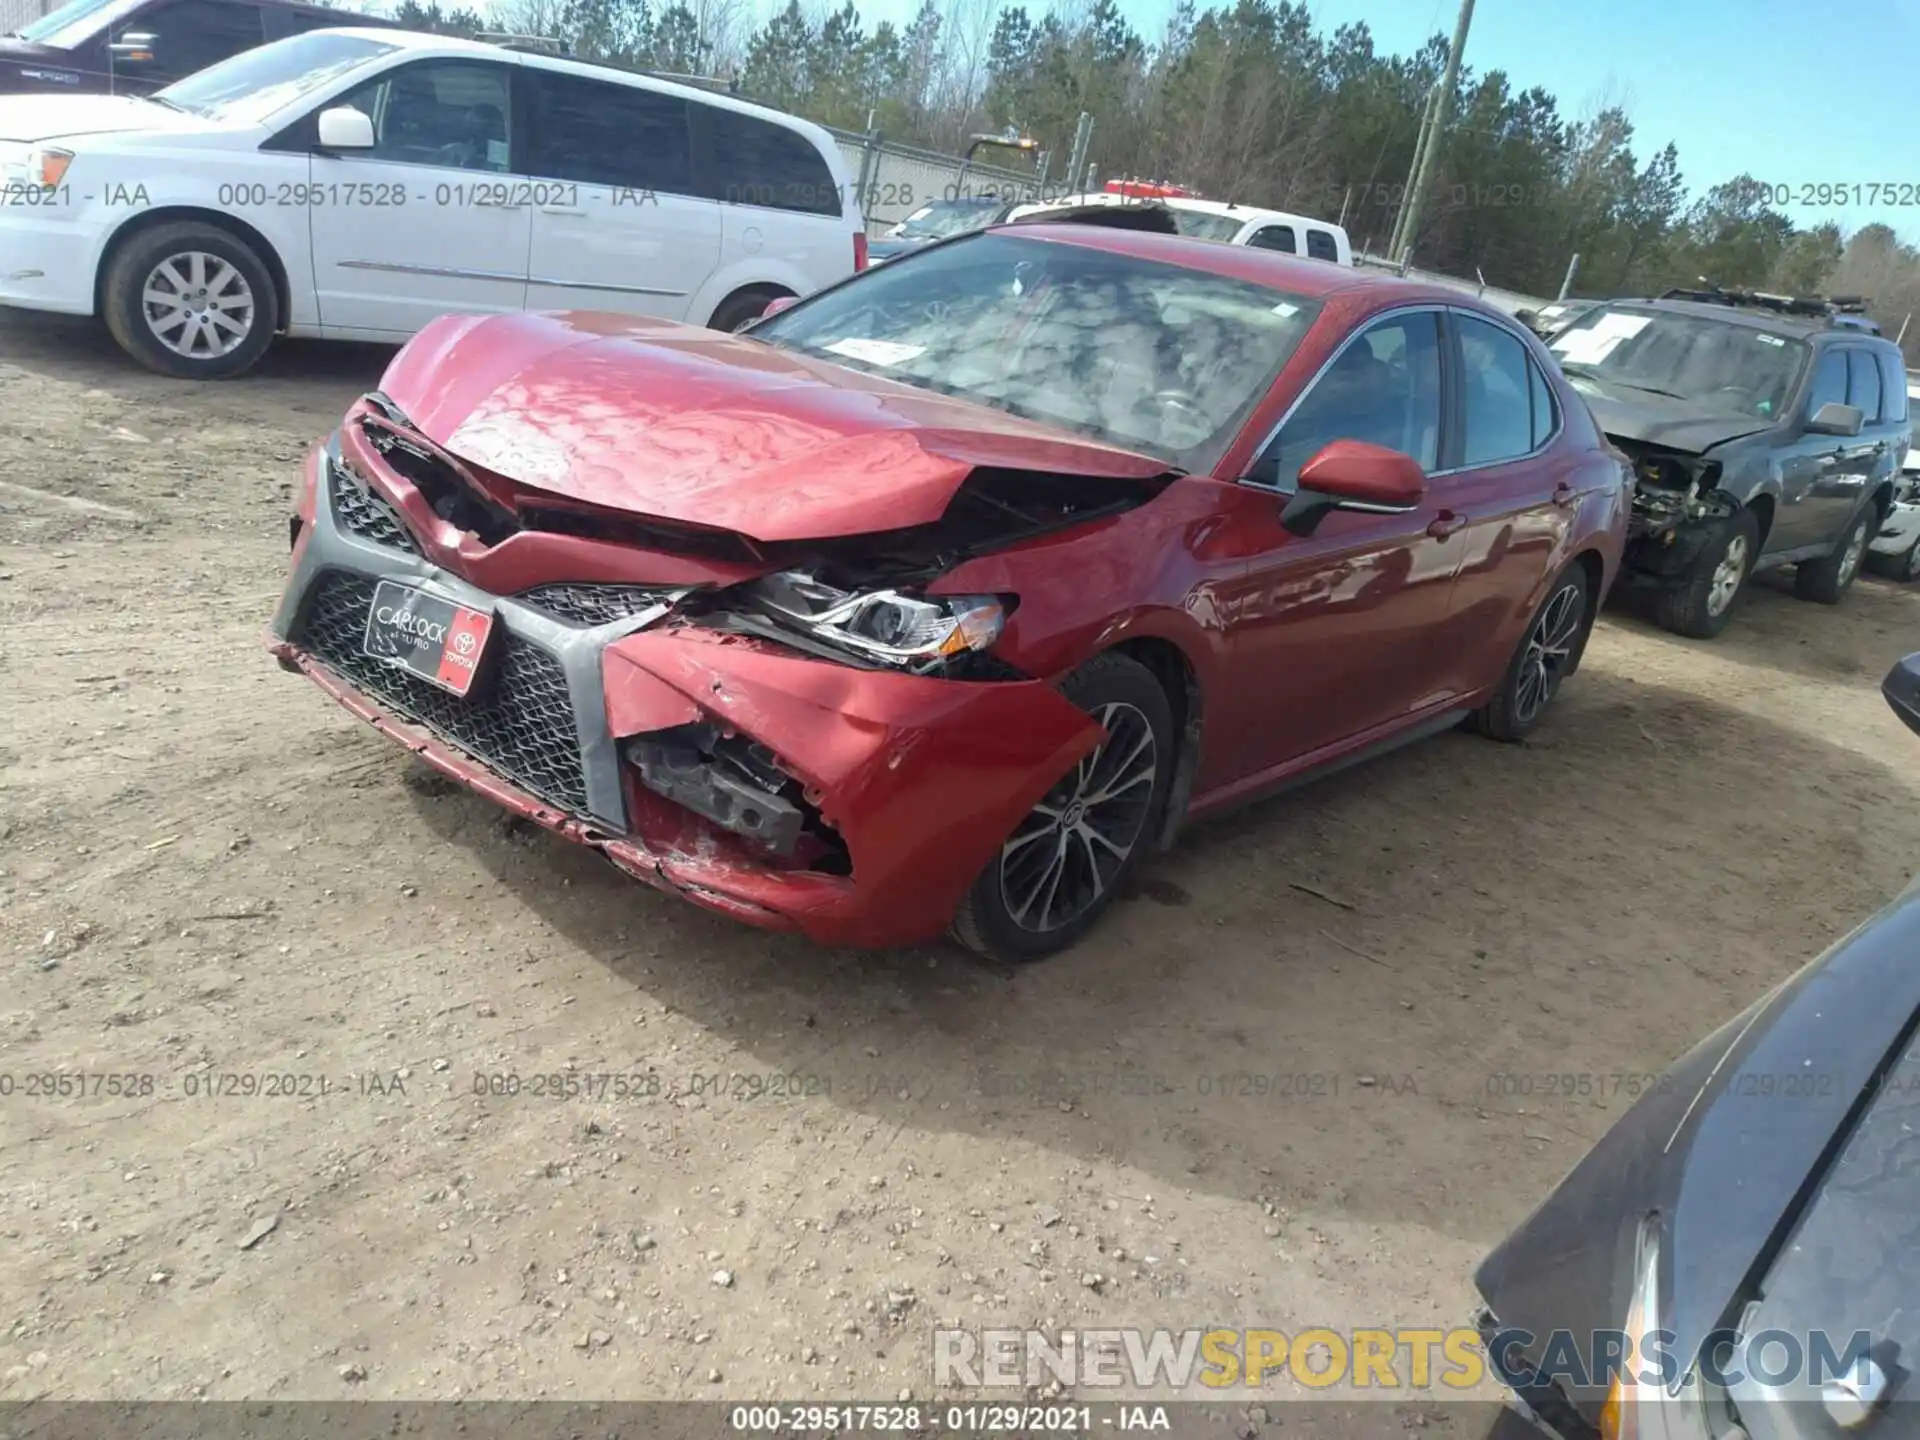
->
1471, 564, 1590, 742
1654, 506, 1760, 638
1794, 506, 1873, 604
950, 652, 1173, 965
102, 221, 278, 379
708, 288, 787, 334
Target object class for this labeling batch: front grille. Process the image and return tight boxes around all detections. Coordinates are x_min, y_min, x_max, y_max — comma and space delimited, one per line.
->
517, 582, 672, 627
297, 571, 589, 815
331, 463, 421, 556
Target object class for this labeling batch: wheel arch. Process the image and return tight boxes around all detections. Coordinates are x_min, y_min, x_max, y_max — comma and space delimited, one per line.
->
1562, 546, 1606, 676
707, 280, 796, 330
1745, 490, 1777, 552
1105, 633, 1204, 851
95, 207, 292, 335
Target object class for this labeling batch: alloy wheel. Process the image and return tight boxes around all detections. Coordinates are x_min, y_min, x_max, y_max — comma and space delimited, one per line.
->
998, 701, 1158, 934
141, 251, 255, 360
1838, 522, 1867, 589
1707, 533, 1749, 617
1512, 582, 1584, 726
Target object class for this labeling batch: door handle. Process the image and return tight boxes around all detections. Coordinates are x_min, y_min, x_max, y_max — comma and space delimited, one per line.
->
1427, 511, 1466, 539
1551, 481, 1576, 508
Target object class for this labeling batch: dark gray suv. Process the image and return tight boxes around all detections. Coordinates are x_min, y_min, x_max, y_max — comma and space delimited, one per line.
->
1547, 288, 1910, 637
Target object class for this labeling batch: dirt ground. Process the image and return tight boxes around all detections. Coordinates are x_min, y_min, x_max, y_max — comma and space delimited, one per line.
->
3, 312, 1919, 1433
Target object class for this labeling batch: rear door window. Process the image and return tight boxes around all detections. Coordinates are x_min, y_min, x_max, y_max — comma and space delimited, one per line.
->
692, 103, 840, 216
1528, 355, 1558, 450
1877, 349, 1909, 424
525, 69, 693, 195
1455, 313, 1535, 466
1247, 224, 1296, 253
1305, 228, 1339, 262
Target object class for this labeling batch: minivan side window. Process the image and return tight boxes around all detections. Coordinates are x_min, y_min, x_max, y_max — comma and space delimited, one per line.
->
1305, 228, 1339, 262
693, 103, 841, 217
333, 61, 514, 171
1847, 349, 1883, 423
1247, 224, 1296, 253
525, 70, 693, 196
1878, 348, 1910, 424
125, 0, 264, 80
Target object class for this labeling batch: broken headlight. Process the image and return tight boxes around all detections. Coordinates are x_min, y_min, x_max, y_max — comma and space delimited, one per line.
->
747, 570, 1008, 671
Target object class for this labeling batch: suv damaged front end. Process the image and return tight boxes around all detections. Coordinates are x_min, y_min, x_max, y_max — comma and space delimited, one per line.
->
269, 377, 1177, 948
1613, 438, 1739, 584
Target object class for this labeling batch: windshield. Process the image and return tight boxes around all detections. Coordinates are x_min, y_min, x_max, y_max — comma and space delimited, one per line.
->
1170, 210, 1245, 243
153, 31, 397, 123
15, 0, 136, 46
751, 231, 1322, 471
896, 200, 1003, 240
1550, 304, 1809, 419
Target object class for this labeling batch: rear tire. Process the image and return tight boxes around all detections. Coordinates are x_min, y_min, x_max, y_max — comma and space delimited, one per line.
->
950, 652, 1173, 964
708, 287, 788, 333
1471, 564, 1590, 742
102, 221, 277, 379
1794, 505, 1872, 604
1653, 506, 1758, 639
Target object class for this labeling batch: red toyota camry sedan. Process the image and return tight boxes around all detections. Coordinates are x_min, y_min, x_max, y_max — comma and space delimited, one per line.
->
268, 226, 1630, 962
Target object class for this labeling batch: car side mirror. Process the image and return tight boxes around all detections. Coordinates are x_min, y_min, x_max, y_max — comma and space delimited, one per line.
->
1272, 439, 1427, 537
1883, 652, 1920, 736
1807, 400, 1865, 437
316, 105, 376, 151
108, 30, 156, 63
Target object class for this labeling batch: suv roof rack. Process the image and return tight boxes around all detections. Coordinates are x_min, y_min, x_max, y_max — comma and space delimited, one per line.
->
475, 31, 571, 54
1657, 284, 1877, 329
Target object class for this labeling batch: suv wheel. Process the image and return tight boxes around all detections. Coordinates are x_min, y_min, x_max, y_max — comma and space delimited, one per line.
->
1794, 506, 1872, 604
1654, 507, 1759, 638
102, 221, 278, 379
708, 288, 786, 333
1471, 563, 1590, 742
950, 652, 1173, 964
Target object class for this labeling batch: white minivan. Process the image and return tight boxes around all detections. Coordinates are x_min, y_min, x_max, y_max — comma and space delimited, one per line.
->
0, 28, 866, 377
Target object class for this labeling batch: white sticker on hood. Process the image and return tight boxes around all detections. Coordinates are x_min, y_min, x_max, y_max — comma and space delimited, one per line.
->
823, 337, 926, 367
1552, 312, 1651, 366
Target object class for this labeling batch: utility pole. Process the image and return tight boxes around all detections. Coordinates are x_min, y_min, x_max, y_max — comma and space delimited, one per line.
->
1393, 0, 1475, 266
1557, 252, 1581, 302
1388, 82, 1440, 258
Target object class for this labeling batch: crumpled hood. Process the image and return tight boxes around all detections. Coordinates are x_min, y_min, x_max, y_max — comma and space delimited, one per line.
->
376, 310, 1173, 544
1571, 377, 1774, 456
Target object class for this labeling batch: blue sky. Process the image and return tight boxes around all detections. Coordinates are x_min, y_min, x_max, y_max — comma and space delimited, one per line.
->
837, 0, 1920, 245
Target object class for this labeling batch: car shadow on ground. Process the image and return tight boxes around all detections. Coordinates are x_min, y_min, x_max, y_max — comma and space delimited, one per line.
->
0, 312, 394, 412
404, 658, 1919, 1257
1602, 568, 1920, 689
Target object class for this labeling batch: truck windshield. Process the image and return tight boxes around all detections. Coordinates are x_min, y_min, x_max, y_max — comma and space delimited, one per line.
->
16, 0, 139, 47
1550, 305, 1810, 420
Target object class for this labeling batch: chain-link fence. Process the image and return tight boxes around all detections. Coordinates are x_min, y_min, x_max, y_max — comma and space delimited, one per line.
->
0, 0, 56, 31
825, 127, 1087, 236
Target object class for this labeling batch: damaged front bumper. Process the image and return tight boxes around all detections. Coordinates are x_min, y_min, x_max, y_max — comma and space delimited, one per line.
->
1615, 440, 1733, 585
268, 438, 1104, 948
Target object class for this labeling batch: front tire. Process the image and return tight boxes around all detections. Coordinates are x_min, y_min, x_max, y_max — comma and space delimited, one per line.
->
1471, 564, 1590, 742
1794, 505, 1872, 604
1653, 506, 1758, 638
950, 653, 1173, 964
102, 221, 278, 379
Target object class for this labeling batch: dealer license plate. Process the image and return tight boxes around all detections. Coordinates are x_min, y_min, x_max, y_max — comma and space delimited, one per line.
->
361, 579, 495, 697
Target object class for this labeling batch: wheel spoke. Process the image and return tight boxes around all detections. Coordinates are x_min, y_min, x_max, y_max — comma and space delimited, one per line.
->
208, 307, 249, 337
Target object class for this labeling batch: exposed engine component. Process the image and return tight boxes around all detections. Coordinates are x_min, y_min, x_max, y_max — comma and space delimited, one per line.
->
1615, 439, 1732, 538
625, 724, 806, 855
